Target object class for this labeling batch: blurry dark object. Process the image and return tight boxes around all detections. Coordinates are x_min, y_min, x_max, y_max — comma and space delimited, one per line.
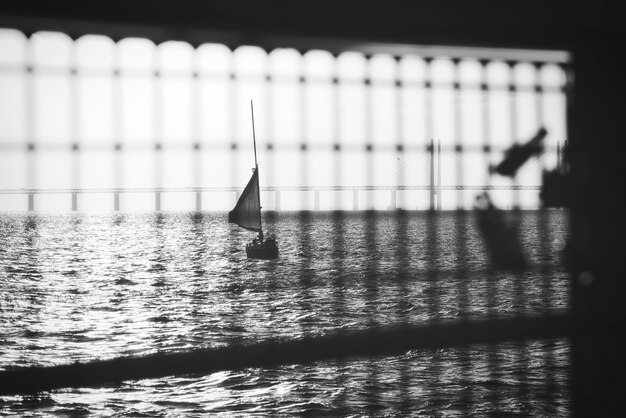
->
540, 169, 570, 208
475, 193, 527, 270
490, 127, 547, 177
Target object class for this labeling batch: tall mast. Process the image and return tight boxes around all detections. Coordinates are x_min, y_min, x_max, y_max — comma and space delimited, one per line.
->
251, 100, 258, 168
250, 100, 263, 241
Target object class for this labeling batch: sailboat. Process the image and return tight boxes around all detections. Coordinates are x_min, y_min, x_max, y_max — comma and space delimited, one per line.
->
228, 101, 279, 259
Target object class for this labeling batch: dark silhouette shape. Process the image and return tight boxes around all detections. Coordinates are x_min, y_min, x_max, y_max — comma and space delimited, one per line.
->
229, 101, 278, 259
490, 127, 547, 177
245, 233, 278, 259
0, 314, 571, 396
540, 169, 570, 208
475, 193, 527, 270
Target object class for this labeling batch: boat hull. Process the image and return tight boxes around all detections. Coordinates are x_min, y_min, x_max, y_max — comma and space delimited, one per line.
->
246, 238, 279, 259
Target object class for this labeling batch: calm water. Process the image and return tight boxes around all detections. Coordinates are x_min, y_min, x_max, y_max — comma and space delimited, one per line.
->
0, 210, 570, 416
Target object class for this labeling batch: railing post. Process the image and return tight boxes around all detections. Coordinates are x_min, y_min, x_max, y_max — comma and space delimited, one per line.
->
195, 191, 202, 211
437, 139, 442, 210
429, 139, 435, 210
114, 192, 120, 212
353, 189, 358, 211
314, 190, 320, 211
275, 190, 281, 211
155, 191, 161, 211
71, 192, 77, 212
27, 193, 34, 212
390, 189, 396, 210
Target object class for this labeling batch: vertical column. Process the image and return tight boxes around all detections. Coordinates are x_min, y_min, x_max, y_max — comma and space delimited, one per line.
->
70, 41, 80, 212
480, 59, 492, 193
393, 58, 410, 410
363, 55, 381, 413
556, 140, 562, 173
264, 52, 275, 208
154, 45, 163, 212
154, 150, 162, 211
429, 139, 435, 210
25, 36, 36, 210
332, 56, 342, 210
452, 58, 472, 413
365, 56, 374, 210
195, 191, 202, 211
299, 56, 309, 211
437, 139, 442, 210
452, 59, 464, 210
563, 44, 623, 415
534, 62, 546, 172
229, 69, 238, 199
192, 50, 202, 212
394, 56, 405, 210
113, 43, 123, 212
71, 146, 79, 212
155, 191, 161, 211
26, 144, 35, 212
425, 58, 435, 211
508, 61, 521, 209
534, 61, 555, 407
352, 189, 358, 211
275, 190, 281, 211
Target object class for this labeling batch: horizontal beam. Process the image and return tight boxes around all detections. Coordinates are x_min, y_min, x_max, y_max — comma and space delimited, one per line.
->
0, 313, 572, 396
0, 0, 620, 52
0, 185, 542, 195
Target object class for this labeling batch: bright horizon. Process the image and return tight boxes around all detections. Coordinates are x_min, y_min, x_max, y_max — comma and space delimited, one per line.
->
0, 29, 569, 212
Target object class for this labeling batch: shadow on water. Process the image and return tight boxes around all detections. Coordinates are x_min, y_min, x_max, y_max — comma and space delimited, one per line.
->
149, 212, 168, 285
424, 210, 444, 411
111, 212, 125, 226
186, 212, 209, 330
0, 210, 570, 415
363, 210, 381, 413
23, 214, 43, 295
330, 210, 348, 410
187, 211, 208, 279
454, 210, 472, 411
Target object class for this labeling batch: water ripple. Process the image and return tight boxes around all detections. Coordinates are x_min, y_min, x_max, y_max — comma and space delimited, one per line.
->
0, 211, 570, 415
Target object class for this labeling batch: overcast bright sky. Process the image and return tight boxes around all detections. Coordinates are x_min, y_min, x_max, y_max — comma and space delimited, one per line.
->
0, 29, 568, 212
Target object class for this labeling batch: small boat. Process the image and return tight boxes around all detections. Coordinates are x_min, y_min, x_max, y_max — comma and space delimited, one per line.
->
228, 101, 279, 259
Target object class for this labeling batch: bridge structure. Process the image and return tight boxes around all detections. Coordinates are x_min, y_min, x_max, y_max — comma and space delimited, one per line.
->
0, 185, 541, 212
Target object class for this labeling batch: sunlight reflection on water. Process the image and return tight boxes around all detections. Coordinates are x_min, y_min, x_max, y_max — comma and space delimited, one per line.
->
0, 210, 570, 415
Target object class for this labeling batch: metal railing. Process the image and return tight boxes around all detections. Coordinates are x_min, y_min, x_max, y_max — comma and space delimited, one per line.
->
0, 27, 573, 415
